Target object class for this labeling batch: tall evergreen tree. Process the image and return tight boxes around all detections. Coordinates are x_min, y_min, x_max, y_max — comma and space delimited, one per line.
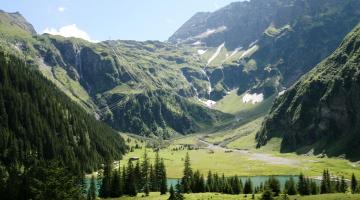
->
87, 175, 97, 200
160, 159, 168, 195
284, 177, 296, 195
99, 161, 112, 198
181, 152, 193, 193
244, 178, 253, 194
206, 171, 213, 192
320, 170, 332, 194
351, 173, 358, 194
168, 185, 176, 200
134, 161, 141, 189
149, 164, 156, 191
266, 176, 280, 196
310, 180, 319, 195
154, 151, 161, 191
110, 168, 122, 197
125, 161, 137, 196
141, 149, 150, 196
340, 176, 347, 193
232, 175, 242, 194
175, 181, 184, 200
297, 173, 310, 195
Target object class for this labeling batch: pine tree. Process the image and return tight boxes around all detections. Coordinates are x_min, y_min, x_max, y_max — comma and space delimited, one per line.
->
206, 171, 213, 192
141, 149, 150, 196
335, 177, 340, 193
232, 175, 242, 194
149, 164, 156, 191
181, 152, 193, 193
340, 176, 347, 193
134, 161, 141, 189
310, 180, 318, 195
175, 181, 184, 200
125, 161, 137, 196
160, 159, 168, 195
121, 165, 126, 194
351, 173, 358, 194
168, 185, 176, 200
244, 178, 253, 194
154, 151, 161, 191
110, 168, 122, 197
99, 161, 112, 198
87, 175, 97, 200
284, 177, 296, 195
266, 176, 280, 196
297, 173, 310, 195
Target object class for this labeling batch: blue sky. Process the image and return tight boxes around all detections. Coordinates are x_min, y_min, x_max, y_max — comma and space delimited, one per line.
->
1, 0, 239, 41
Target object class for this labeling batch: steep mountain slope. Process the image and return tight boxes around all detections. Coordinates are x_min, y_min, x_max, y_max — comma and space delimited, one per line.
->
256, 25, 360, 160
1, 0, 359, 138
0, 11, 229, 137
0, 51, 127, 172
170, 0, 360, 98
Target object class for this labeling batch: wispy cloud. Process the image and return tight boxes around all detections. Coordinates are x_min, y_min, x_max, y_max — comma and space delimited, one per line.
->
43, 24, 97, 42
57, 6, 66, 12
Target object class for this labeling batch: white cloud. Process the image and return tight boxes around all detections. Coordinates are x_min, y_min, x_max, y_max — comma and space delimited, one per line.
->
43, 24, 96, 42
58, 6, 66, 12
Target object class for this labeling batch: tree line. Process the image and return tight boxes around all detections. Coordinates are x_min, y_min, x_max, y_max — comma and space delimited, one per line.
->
176, 152, 360, 200
88, 150, 360, 199
91, 150, 167, 199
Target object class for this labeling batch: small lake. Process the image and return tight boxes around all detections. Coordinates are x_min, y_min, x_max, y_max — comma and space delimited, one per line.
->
85, 175, 320, 192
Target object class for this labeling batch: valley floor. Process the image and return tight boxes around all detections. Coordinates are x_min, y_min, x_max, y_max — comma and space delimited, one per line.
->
120, 120, 360, 179
108, 192, 360, 200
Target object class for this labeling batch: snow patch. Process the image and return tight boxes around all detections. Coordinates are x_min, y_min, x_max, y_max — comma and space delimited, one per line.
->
239, 45, 258, 60
197, 49, 207, 55
192, 41, 202, 46
207, 42, 225, 66
249, 40, 258, 48
242, 93, 264, 104
278, 90, 286, 96
230, 47, 242, 57
195, 26, 227, 39
199, 99, 216, 108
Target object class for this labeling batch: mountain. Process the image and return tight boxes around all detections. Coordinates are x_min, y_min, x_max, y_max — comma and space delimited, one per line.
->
170, 0, 360, 97
0, 50, 127, 172
0, 11, 230, 137
1, 0, 359, 138
256, 24, 360, 160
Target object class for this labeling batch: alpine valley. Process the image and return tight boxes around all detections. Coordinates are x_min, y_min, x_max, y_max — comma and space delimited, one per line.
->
1, 0, 360, 200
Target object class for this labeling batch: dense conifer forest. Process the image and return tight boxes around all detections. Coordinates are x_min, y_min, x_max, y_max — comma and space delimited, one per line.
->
0, 51, 127, 199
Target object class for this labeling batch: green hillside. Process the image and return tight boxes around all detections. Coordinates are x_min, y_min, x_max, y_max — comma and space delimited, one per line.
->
0, 51, 127, 172
257, 24, 360, 160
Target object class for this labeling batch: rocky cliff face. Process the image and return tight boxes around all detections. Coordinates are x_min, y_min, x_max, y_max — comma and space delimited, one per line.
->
257, 25, 360, 160
0, 12, 230, 137
170, 0, 302, 49
170, 0, 360, 98
1, 0, 359, 138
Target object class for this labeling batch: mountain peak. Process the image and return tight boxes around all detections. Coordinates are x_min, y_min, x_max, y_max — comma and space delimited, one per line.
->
0, 10, 37, 35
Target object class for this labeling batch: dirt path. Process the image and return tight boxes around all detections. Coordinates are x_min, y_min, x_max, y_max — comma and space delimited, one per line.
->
198, 139, 300, 166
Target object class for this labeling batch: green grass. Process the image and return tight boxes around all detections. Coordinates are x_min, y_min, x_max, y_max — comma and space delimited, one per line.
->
108, 192, 262, 200
203, 117, 263, 146
214, 91, 274, 117
106, 193, 360, 200
119, 129, 360, 180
